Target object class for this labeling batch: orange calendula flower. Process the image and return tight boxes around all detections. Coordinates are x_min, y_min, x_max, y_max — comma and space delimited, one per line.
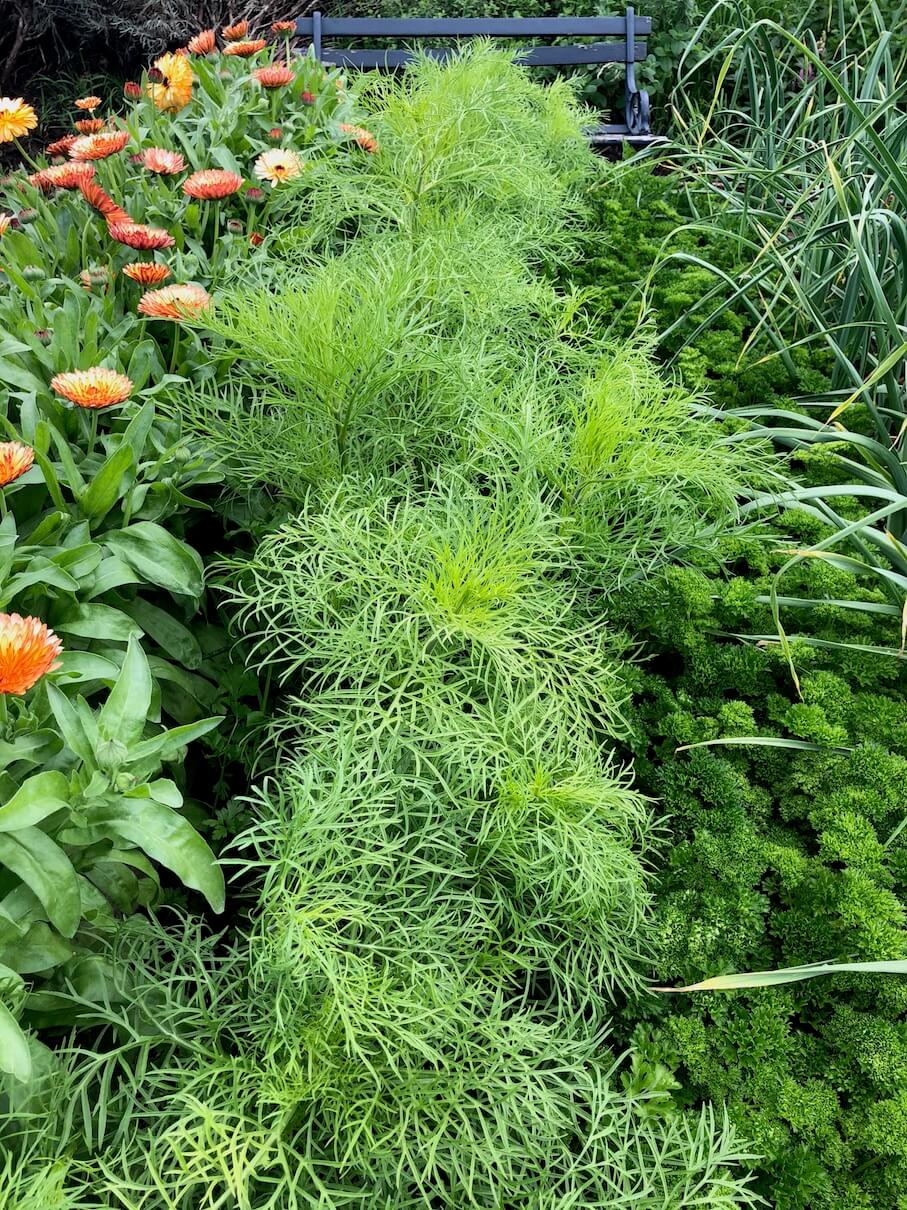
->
29, 162, 96, 191
222, 20, 249, 40
107, 222, 176, 250
188, 28, 216, 54
223, 40, 267, 56
253, 147, 302, 186
182, 169, 243, 200
0, 442, 34, 487
75, 95, 102, 111
271, 21, 296, 33
51, 367, 133, 409
339, 123, 378, 153
0, 98, 38, 144
252, 63, 294, 87
142, 147, 185, 175
78, 179, 132, 225
70, 131, 130, 161
75, 117, 106, 135
122, 262, 171, 286
137, 283, 210, 320
0, 613, 63, 695
146, 53, 194, 112
46, 134, 77, 156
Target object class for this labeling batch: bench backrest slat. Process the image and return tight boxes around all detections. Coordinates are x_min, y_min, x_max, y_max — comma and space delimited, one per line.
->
320, 42, 647, 68
294, 16, 651, 37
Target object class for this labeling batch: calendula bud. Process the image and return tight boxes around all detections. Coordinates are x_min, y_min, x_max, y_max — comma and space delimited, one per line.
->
147, 67, 164, 83
250, 231, 264, 246
301, 91, 315, 104
23, 265, 45, 281
245, 186, 264, 201
17, 208, 37, 225
124, 81, 142, 98
268, 127, 282, 140
97, 737, 129, 771
226, 218, 243, 234
34, 328, 52, 345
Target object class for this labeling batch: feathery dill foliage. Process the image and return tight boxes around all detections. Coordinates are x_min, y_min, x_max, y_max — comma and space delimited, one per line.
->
1, 51, 763, 1207
273, 42, 596, 258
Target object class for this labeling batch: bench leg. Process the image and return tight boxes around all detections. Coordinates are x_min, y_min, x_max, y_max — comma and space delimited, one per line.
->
623, 6, 651, 136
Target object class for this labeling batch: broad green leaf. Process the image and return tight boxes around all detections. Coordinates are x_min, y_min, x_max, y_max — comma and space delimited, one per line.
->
105, 522, 203, 598
79, 444, 135, 522
94, 799, 224, 912
98, 635, 152, 750
1, 922, 74, 974
55, 604, 141, 643
0, 830, 81, 937
127, 716, 223, 766
0, 772, 70, 832
0, 731, 60, 772
46, 683, 97, 768
658, 959, 907, 992
120, 598, 203, 669
0, 1001, 30, 1081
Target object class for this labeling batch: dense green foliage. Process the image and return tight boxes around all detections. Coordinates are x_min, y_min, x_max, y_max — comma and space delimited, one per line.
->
0, 50, 767, 1208
611, 527, 907, 1209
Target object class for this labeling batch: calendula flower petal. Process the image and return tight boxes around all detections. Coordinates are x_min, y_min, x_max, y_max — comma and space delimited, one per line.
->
0, 442, 34, 487
0, 613, 62, 695
146, 53, 193, 112
253, 147, 303, 186
0, 98, 38, 144
69, 131, 130, 161
182, 169, 243, 199
51, 367, 133, 409
137, 283, 211, 320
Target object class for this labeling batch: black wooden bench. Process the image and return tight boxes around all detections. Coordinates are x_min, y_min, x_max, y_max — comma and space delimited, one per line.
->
292, 8, 656, 144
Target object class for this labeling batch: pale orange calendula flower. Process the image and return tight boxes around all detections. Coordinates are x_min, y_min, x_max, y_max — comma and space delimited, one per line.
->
223, 40, 267, 56
339, 123, 378, 153
142, 147, 186, 175
29, 162, 95, 191
46, 134, 77, 156
51, 367, 133, 409
107, 222, 175, 251
271, 21, 296, 33
0, 442, 34, 487
75, 117, 106, 135
122, 262, 171, 286
222, 20, 248, 40
188, 28, 216, 54
146, 53, 193, 112
253, 147, 302, 186
137, 283, 210, 320
0, 98, 38, 144
252, 63, 294, 87
0, 613, 63, 695
75, 95, 102, 110
78, 180, 133, 225
182, 169, 243, 199
69, 131, 130, 161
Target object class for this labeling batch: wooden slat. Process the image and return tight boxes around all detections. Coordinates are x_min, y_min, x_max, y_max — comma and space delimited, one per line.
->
320, 42, 646, 68
315, 16, 651, 37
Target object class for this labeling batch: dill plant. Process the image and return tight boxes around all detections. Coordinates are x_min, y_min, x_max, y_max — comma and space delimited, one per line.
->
0, 49, 767, 1208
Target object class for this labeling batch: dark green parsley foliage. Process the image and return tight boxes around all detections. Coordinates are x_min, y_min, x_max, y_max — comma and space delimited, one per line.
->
611, 521, 907, 1210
